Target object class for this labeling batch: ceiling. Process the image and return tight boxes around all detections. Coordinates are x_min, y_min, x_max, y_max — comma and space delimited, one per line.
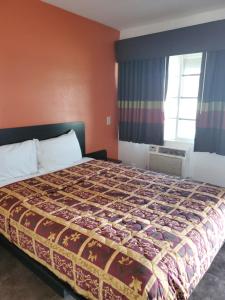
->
43, 0, 225, 37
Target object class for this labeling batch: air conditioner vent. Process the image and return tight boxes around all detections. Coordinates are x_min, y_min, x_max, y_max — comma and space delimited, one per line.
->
158, 147, 186, 157
147, 145, 189, 177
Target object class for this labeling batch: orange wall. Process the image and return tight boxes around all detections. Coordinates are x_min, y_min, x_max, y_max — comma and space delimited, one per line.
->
0, 0, 119, 158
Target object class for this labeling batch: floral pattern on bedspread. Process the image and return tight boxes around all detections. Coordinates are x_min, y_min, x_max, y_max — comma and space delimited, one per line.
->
0, 160, 225, 300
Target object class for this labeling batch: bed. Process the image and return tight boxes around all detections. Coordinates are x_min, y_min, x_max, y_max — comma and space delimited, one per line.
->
0, 122, 225, 300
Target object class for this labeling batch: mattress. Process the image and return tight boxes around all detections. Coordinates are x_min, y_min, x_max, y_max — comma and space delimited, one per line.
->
0, 159, 225, 300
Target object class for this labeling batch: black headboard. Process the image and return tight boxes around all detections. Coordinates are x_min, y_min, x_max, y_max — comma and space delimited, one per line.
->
0, 122, 85, 155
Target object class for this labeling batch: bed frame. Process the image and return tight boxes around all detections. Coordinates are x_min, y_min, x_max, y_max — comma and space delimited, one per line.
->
0, 121, 86, 299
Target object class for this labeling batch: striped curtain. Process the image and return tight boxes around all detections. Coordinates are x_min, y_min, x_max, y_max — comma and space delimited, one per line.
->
118, 57, 168, 145
194, 49, 225, 155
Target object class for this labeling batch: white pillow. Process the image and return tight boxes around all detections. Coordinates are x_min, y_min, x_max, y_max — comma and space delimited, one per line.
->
0, 140, 38, 181
36, 130, 82, 171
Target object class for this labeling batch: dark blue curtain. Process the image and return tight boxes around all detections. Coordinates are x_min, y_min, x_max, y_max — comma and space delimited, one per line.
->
194, 49, 225, 155
118, 57, 168, 145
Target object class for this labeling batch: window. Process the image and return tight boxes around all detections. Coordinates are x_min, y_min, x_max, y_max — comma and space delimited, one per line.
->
164, 53, 202, 142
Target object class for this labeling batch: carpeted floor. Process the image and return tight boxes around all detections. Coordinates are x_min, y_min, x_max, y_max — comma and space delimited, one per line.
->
0, 243, 225, 300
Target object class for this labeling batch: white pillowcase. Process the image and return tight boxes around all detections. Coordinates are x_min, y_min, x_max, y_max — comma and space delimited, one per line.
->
0, 140, 38, 181
36, 130, 82, 171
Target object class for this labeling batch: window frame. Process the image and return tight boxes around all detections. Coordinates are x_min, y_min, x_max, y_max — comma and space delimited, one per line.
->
164, 53, 202, 143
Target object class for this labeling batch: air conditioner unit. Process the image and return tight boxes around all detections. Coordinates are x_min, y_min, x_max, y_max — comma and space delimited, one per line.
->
147, 145, 189, 177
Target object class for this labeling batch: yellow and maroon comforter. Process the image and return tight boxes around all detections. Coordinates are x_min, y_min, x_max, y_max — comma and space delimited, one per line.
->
0, 160, 225, 300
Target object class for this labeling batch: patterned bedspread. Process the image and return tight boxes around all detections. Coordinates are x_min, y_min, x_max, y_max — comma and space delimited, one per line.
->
0, 159, 225, 300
